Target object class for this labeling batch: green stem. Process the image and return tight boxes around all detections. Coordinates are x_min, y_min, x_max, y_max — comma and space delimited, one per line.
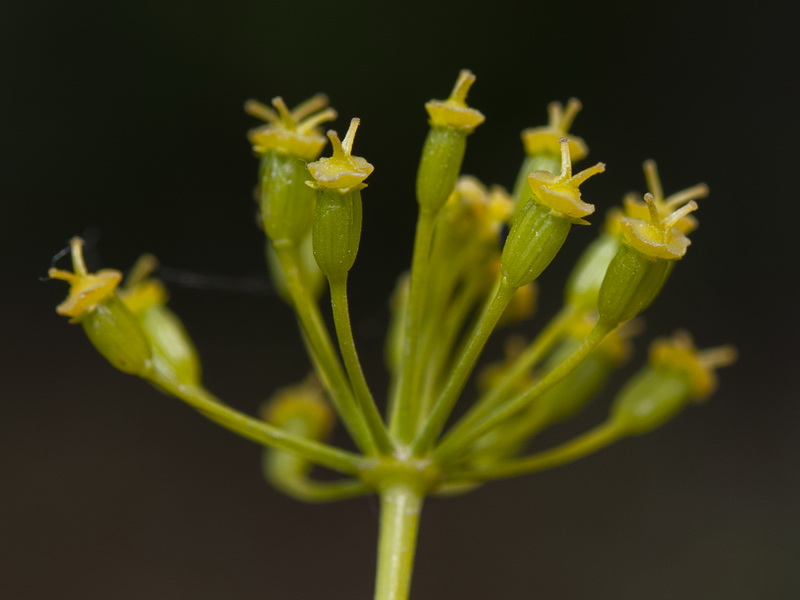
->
412, 281, 516, 455
417, 265, 489, 421
390, 207, 438, 443
435, 319, 615, 465
460, 405, 551, 466
274, 477, 370, 503
445, 305, 578, 442
445, 422, 623, 482
151, 374, 364, 476
374, 484, 425, 600
274, 241, 377, 456
329, 276, 394, 454
263, 449, 371, 503
416, 235, 480, 361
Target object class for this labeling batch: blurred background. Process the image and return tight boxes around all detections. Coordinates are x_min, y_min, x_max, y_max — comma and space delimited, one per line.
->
2, 0, 798, 598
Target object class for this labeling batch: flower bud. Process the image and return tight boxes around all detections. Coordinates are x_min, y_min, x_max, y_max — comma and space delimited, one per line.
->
522, 98, 588, 163
648, 330, 737, 401
308, 119, 371, 281
80, 297, 153, 377
597, 242, 672, 327
417, 70, 485, 213
312, 189, 363, 282
610, 364, 688, 435
118, 254, 202, 386
500, 139, 604, 289
500, 199, 571, 289
307, 118, 373, 192
261, 376, 335, 442
259, 152, 318, 244
610, 331, 736, 435
513, 98, 588, 210
622, 159, 708, 235
261, 377, 336, 492
246, 95, 337, 245
598, 193, 698, 325
246, 94, 336, 161
426, 178, 512, 309
431, 178, 512, 270
49, 238, 152, 377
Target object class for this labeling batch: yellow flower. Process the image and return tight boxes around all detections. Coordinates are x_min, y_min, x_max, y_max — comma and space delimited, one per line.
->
527, 138, 605, 222
622, 160, 708, 234
49, 237, 153, 376
620, 193, 698, 260
307, 118, 374, 192
425, 70, 485, 132
48, 237, 122, 322
245, 94, 337, 160
443, 176, 513, 241
521, 98, 587, 161
650, 331, 737, 400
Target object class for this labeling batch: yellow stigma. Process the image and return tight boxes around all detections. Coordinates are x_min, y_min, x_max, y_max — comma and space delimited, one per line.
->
307, 118, 374, 192
650, 330, 737, 400
620, 192, 698, 260
527, 137, 605, 222
522, 98, 588, 161
245, 94, 337, 160
425, 69, 486, 132
623, 160, 708, 234
48, 237, 122, 322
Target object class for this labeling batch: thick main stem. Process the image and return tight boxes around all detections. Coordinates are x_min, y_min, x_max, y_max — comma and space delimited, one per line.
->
374, 484, 425, 600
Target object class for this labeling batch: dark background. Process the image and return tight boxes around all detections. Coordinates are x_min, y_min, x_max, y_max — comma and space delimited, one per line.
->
2, 0, 798, 598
